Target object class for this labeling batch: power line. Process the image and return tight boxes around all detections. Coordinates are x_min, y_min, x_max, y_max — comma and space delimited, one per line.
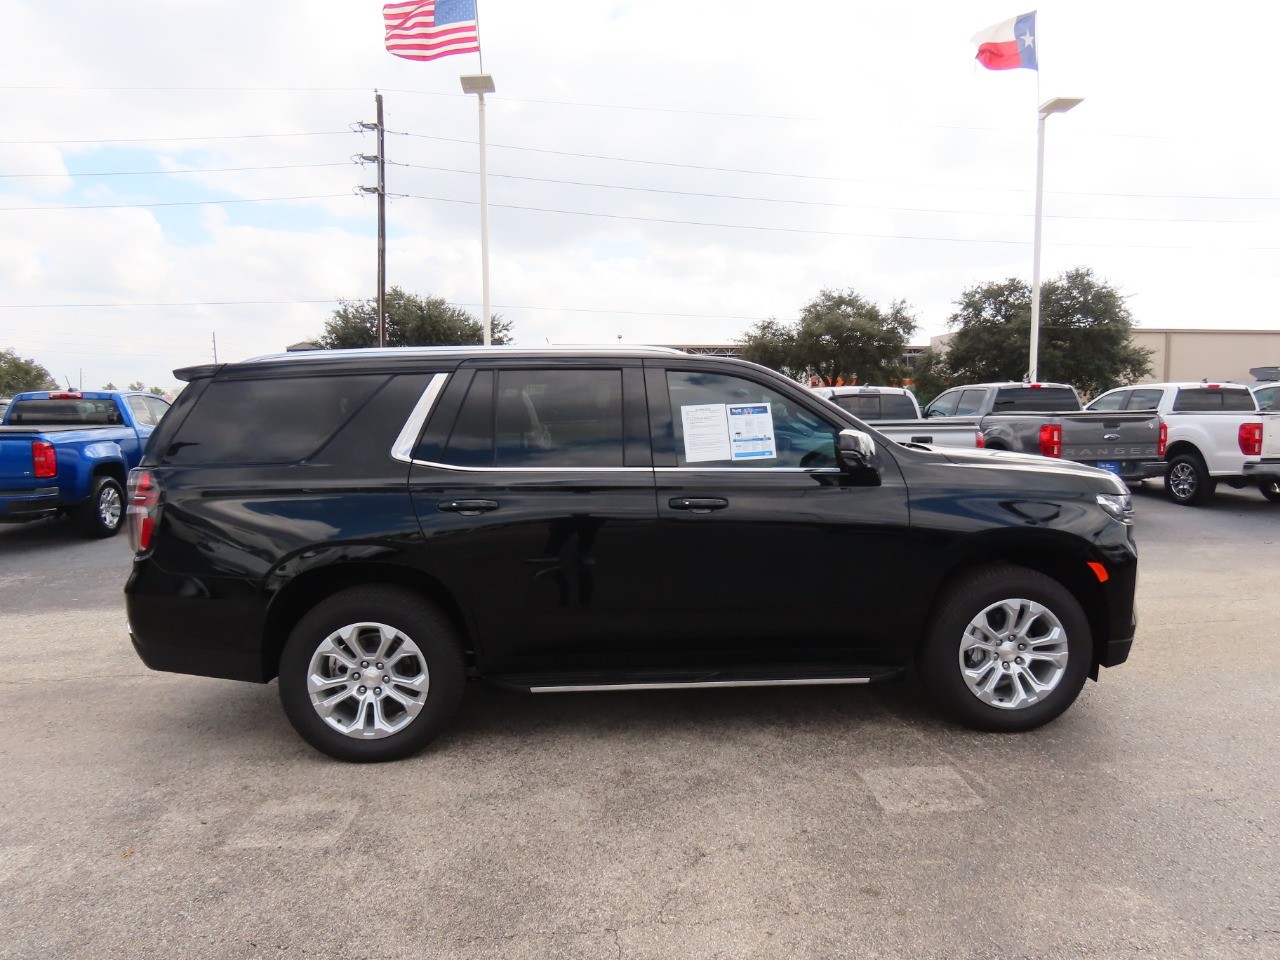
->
0, 193, 355, 212
389, 192, 1280, 251
387, 160, 1272, 225
386, 130, 1280, 202
0, 131, 355, 145
0, 162, 353, 180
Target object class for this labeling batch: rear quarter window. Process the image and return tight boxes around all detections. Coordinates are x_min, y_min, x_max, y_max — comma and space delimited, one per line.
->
161, 375, 388, 464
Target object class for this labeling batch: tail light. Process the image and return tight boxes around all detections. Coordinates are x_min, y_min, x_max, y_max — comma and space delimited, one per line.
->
127, 468, 160, 553
1239, 422, 1263, 457
32, 440, 57, 478
1158, 422, 1168, 458
1039, 424, 1062, 458
975, 432, 985, 449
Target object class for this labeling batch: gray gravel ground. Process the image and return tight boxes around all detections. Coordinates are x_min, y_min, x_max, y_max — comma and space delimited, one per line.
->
1, 483, 1277, 959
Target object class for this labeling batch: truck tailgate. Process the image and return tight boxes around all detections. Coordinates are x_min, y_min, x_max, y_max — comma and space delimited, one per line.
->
1058, 412, 1162, 461
0, 434, 39, 485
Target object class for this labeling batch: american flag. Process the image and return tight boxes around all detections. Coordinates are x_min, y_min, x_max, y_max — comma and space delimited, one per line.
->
383, 0, 480, 62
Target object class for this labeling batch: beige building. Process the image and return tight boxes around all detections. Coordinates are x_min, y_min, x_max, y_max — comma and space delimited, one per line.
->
928, 328, 1280, 385
1130, 329, 1280, 383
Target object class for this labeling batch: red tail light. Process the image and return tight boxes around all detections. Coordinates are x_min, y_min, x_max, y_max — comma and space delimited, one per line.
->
32, 440, 57, 478
1039, 424, 1062, 458
1239, 422, 1263, 457
1158, 422, 1168, 458
975, 432, 985, 449
127, 468, 160, 553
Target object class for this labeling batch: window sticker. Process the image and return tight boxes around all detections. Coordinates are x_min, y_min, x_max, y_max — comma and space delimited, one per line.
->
726, 403, 776, 460
680, 403, 732, 462
679, 402, 778, 463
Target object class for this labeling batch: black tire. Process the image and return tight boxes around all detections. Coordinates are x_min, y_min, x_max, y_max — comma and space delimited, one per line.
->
916, 564, 1092, 732
278, 585, 465, 762
1165, 452, 1215, 506
1260, 478, 1280, 504
77, 476, 124, 538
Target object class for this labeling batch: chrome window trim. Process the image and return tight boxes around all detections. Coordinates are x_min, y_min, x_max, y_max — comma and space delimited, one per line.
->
405, 458, 839, 474
390, 373, 449, 463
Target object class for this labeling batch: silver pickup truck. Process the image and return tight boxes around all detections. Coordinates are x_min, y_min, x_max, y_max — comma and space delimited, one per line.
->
811, 386, 984, 449
923, 382, 1164, 481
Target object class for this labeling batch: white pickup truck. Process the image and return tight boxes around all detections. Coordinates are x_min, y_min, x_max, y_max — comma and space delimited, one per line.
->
810, 386, 984, 450
1087, 382, 1280, 505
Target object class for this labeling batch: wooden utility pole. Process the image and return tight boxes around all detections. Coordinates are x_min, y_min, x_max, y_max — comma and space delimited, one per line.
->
359, 91, 388, 347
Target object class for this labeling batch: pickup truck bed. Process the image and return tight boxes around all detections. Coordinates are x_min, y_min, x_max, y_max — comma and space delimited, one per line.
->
0, 390, 168, 537
924, 382, 1163, 480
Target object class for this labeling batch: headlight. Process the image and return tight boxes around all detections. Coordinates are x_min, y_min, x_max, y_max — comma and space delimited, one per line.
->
1096, 492, 1133, 524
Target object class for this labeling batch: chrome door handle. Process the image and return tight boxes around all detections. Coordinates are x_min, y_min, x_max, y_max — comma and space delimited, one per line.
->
438, 499, 500, 516
668, 497, 729, 514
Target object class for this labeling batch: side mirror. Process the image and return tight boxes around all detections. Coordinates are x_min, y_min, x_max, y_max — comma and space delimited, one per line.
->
837, 429, 880, 481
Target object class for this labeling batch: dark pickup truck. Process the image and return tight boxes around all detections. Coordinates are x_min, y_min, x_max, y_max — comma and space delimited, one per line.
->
924, 382, 1164, 481
0, 389, 169, 537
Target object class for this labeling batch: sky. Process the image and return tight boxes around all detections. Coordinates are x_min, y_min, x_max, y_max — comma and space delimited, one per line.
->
1, 1, 1277, 393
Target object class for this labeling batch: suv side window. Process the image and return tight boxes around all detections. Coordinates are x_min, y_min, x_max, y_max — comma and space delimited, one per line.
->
438, 368, 626, 468
162, 375, 388, 464
666, 370, 836, 468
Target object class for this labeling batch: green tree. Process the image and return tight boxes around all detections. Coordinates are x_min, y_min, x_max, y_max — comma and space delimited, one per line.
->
940, 268, 1152, 398
0, 348, 57, 395
739, 288, 917, 385
318, 287, 512, 348
102, 382, 118, 390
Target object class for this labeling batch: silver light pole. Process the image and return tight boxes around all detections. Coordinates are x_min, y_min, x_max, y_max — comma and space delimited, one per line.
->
461, 73, 496, 346
1029, 96, 1083, 382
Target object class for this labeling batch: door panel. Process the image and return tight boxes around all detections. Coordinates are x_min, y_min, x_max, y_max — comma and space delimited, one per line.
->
646, 364, 915, 667
408, 364, 660, 673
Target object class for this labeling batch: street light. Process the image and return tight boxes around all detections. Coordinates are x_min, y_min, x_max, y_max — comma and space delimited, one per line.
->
461, 74, 496, 346
1028, 96, 1083, 382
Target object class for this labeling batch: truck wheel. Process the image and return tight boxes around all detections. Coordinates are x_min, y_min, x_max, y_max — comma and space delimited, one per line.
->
278, 586, 465, 763
1260, 478, 1280, 504
78, 476, 124, 538
916, 564, 1091, 732
1165, 453, 1215, 506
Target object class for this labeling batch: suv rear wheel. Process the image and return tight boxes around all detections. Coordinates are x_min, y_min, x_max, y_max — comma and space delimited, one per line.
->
916, 565, 1091, 732
278, 586, 465, 762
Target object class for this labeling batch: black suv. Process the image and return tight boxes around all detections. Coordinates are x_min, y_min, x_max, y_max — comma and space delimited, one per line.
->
125, 347, 1137, 761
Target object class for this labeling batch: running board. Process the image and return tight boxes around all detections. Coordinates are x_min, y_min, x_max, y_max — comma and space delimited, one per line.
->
532, 676, 873, 693
486, 664, 905, 694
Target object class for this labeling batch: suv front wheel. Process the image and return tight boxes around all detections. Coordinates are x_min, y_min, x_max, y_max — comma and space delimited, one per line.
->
916, 565, 1092, 732
278, 586, 465, 762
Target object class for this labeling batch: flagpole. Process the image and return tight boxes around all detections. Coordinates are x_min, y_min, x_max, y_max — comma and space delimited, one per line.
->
461, 2, 493, 346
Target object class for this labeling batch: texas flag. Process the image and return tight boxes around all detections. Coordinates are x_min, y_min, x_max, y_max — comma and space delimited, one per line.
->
971, 11, 1038, 71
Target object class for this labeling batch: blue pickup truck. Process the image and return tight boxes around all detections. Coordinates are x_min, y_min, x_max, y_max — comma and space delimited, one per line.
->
0, 390, 170, 538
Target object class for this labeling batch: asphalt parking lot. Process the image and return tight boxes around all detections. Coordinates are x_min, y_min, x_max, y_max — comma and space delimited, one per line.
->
1, 484, 1277, 960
